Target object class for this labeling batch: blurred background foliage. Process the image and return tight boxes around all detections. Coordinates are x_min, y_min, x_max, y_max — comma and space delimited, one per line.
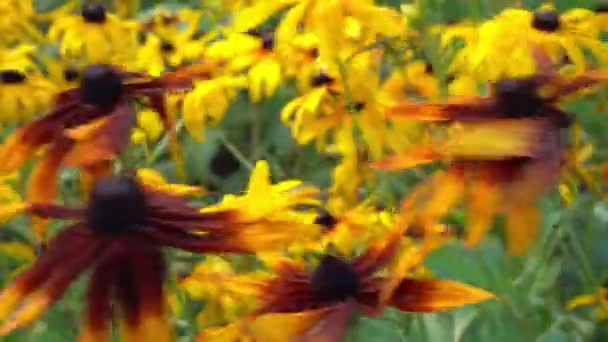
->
2, 0, 608, 341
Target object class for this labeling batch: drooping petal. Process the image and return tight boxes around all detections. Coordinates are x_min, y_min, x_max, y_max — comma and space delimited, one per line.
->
78, 251, 121, 342
390, 278, 495, 312
63, 105, 133, 168
464, 166, 501, 247
117, 245, 173, 342
0, 225, 103, 336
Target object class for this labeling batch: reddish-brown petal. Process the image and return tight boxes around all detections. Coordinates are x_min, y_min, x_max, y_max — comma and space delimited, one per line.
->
28, 203, 85, 219
116, 243, 173, 342
27, 137, 73, 204
390, 278, 495, 312
389, 97, 497, 121
79, 245, 122, 342
63, 104, 133, 168
0, 225, 105, 335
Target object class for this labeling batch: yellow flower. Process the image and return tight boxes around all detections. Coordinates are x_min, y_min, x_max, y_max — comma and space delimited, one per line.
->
0, 1, 45, 44
0, 69, 55, 124
49, 3, 137, 64
450, 7, 608, 80
179, 256, 264, 328
202, 160, 321, 251
131, 110, 164, 144
275, 0, 406, 63
380, 60, 440, 103
182, 76, 248, 141
134, 9, 206, 75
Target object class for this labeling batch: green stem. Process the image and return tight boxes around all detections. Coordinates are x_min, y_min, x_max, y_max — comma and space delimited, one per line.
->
218, 132, 254, 170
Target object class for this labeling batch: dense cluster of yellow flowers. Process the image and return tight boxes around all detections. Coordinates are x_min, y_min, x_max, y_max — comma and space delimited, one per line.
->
0, 0, 607, 340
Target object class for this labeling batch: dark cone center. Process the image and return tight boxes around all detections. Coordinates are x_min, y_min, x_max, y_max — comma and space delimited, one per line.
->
532, 9, 560, 32
310, 255, 360, 302
160, 41, 176, 53
0, 70, 26, 84
595, 4, 608, 13
79, 64, 124, 110
63, 67, 80, 82
313, 210, 338, 230
261, 34, 274, 50
311, 71, 334, 87
86, 177, 148, 234
82, 3, 107, 23
494, 79, 545, 118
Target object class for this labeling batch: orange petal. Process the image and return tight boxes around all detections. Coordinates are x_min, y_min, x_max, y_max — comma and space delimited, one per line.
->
504, 204, 540, 256
464, 168, 501, 247
27, 138, 72, 203
378, 237, 448, 307
370, 145, 440, 170
0, 129, 38, 174
63, 109, 132, 167
389, 103, 452, 121
0, 290, 52, 336
443, 119, 545, 159
80, 161, 112, 198
391, 278, 495, 312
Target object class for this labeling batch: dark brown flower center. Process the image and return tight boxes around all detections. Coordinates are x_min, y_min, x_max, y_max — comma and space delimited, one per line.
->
313, 210, 338, 230
0, 70, 26, 84
261, 33, 274, 50
310, 71, 334, 87
494, 79, 545, 118
595, 4, 608, 13
81, 3, 107, 24
310, 255, 360, 302
86, 177, 148, 234
63, 67, 80, 82
160, 41, 175, 53
532, 9, 560, 32
79, 64, 124, 109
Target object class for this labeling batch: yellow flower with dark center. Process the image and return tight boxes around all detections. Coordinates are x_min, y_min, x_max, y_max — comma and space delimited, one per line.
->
450, 7, 608, 80
49, 3, 138, 64
0, 69, 55, 124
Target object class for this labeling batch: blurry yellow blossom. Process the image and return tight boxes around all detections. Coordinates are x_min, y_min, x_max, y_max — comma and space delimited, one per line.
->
49, 3, 138, 64
183, 76, 248, 141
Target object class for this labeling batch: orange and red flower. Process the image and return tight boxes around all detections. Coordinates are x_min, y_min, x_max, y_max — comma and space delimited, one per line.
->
197, 231, 494, 341
376, 49, 608, 254
0, 174, 317, 340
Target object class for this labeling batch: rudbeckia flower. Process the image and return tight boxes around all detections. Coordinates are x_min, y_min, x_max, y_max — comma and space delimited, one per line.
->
0, 175, 312, 339
377, 49, 608, 254
0, 1, 45, 44
0, 63, 210, 224
274, 0, 406, 63
197, 231, 494, 341
0, 69, 55, 125
49, 3, 138, 64
451, 6, 608, 80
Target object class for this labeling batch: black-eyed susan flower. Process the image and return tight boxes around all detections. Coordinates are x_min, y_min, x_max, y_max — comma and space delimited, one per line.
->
376, 49, 608, 254
196, 231, 494, 341
0, 62, 210, 222
450, 6, 608, 80
274, 0, 406, 64
0, 174, 311, 339
49, 3, 138, 64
